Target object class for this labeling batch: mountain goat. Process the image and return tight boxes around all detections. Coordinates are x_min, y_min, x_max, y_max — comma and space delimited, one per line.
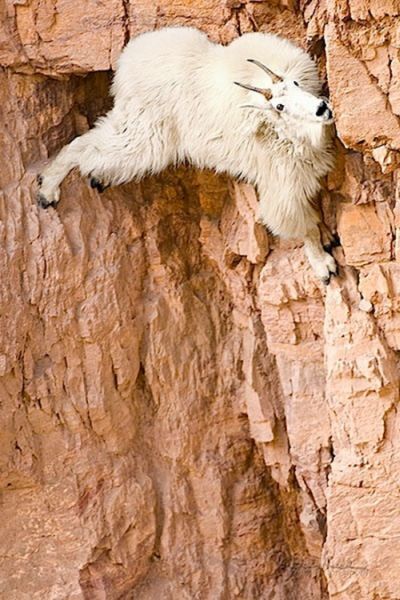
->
37, 27, 337, 282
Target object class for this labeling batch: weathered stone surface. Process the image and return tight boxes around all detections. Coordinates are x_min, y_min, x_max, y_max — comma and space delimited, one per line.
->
325, 1, 400, 160
1, 1, 400, 599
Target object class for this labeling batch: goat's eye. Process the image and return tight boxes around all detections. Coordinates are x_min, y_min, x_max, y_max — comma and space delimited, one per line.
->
276, 104, 284, 111
293, 81, 299, 87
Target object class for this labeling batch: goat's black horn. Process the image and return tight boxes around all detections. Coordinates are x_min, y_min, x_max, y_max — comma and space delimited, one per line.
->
247, 59, 283, 84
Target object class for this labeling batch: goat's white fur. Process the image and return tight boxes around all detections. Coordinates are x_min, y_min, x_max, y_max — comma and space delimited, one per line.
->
38, 27, 337, 282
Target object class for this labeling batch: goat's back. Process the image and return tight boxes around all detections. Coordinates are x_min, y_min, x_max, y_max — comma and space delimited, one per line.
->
112, 27, 319, 106
111, 27, 214, 106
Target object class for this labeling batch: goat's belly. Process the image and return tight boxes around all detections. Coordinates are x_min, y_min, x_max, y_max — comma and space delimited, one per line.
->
180, 134, 250, 181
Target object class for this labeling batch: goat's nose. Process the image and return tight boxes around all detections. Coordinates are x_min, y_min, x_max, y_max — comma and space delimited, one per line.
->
316, 100, 332, 119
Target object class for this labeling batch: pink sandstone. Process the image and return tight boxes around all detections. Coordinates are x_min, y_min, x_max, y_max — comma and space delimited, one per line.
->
1, 1, 400, 598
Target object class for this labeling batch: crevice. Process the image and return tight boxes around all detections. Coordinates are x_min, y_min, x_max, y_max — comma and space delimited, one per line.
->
121, 0, 130, 47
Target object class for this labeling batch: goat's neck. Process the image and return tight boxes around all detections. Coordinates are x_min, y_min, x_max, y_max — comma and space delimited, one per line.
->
274, 120, 331, 155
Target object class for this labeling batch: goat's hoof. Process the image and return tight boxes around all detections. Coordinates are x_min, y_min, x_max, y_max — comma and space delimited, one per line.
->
36, 174, 43, 185
321, 269, 338, 286
90, 177, 109, 193
322, 270, 337, 285
322, 275, 331, 286
324, 263, 338, 285
313, 251, 338, 285
37, 192, 56, 209
323, 233, 340, 252
331, 232, 341, 247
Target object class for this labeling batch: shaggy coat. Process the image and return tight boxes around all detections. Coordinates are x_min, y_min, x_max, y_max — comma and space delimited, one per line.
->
38, 27, 337, 281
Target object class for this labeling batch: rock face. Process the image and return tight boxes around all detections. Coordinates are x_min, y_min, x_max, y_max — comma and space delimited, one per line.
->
1, 1, 400, 598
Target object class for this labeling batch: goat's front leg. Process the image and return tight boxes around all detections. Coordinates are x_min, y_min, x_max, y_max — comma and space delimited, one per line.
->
304, 225, 337, 284
257, 190, 338, 284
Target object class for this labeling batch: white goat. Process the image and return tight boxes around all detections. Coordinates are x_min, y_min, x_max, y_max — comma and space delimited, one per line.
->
38, 27, 337, 282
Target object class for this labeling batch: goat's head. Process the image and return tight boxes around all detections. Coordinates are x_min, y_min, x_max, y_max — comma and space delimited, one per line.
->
234, 59, 333, 125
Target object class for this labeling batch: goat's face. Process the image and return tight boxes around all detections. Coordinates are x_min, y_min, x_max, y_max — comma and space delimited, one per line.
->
268, 81, 333, 125
235, 59, 333, 126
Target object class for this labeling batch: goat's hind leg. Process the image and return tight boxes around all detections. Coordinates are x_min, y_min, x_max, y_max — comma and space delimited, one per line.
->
37, 133, 95, 208
38, 111, 172, 207
37, 116, 120, 207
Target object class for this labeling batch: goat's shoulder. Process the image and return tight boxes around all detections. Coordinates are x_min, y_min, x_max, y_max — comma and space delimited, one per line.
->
120, 26, 211, 60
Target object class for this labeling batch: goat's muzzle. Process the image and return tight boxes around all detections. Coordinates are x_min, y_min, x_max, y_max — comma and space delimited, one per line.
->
316, 100, 333, 121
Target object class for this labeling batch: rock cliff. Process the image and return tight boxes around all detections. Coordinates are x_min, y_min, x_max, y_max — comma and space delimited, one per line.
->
1, 1, 400, 598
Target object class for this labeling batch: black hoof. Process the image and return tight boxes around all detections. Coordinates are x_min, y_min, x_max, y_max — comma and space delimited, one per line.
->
36, 174, 43, 185
323, 233, 340, 253
37, 193, 56, 209
322, 267, 339, 285
90, 177, 108, 193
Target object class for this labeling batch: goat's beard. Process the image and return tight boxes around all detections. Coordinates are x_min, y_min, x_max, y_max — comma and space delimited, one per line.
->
269, 115, 334, 149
